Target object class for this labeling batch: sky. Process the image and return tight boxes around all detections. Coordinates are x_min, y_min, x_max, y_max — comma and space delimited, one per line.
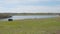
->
0, 0, 60, 13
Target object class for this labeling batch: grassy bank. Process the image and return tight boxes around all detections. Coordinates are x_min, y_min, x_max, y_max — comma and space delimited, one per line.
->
0, 17, 60, 34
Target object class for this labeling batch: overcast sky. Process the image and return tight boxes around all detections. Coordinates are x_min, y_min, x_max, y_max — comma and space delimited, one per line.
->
0, 0, 60, 13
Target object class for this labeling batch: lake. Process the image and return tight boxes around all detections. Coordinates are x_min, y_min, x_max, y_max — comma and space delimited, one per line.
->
0, 15, 59, 21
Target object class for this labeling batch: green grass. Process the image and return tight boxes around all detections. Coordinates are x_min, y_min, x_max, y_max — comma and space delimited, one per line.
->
0, 17, 60, 34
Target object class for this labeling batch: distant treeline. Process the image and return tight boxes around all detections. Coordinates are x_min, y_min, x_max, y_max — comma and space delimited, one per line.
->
0, 13, 60, 15
15, 13, 60, 15
0, 13, 60, 18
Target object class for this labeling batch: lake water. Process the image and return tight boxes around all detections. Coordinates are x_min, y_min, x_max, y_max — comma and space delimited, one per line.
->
0, 15, 59, 21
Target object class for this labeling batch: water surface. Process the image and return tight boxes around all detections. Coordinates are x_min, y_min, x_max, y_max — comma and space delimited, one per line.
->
0, 15, 58, 21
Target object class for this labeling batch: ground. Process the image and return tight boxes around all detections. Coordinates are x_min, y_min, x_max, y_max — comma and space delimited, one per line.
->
0, 17, 60, 34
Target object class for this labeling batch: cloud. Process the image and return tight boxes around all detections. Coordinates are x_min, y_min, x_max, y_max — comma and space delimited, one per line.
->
0, 6, 60, 13
0, 0, 60, 13
2, 0, 59, 7
4, 0, 60, 4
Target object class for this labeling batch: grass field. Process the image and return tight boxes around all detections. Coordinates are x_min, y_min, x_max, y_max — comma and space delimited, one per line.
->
0, 17, 60, 34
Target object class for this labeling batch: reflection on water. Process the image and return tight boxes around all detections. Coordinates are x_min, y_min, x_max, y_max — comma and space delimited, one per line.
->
0, 15, 58, 21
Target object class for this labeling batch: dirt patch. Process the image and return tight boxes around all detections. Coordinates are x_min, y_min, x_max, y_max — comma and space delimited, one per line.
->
55, 30, 60, 34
